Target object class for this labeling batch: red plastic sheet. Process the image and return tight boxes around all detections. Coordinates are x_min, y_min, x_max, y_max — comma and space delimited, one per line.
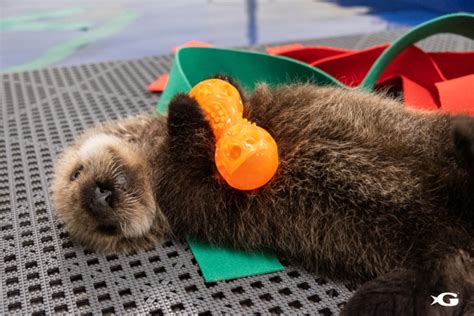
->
268, 43, 474, 115
172, 40, 213, 53
147, 74, 169, 92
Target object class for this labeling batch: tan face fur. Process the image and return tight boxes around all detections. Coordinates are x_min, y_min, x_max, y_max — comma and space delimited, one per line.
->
51, 130, 161, 254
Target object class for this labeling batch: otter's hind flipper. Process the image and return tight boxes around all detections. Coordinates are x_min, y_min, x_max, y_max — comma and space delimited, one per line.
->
343, 245, 474, 316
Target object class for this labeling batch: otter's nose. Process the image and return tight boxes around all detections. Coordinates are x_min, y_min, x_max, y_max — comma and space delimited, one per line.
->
95, 185, 112, 205
89, 184, 112, 214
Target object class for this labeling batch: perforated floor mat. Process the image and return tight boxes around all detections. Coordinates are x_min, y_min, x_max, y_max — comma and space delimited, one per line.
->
1, 30, 473, 315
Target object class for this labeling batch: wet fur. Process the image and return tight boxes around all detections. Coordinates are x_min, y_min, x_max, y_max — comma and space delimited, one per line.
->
52, 80, 474, 315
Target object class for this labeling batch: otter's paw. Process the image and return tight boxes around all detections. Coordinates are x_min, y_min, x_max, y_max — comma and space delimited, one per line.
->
166, 93, 215, 176
167, 93, 212, 140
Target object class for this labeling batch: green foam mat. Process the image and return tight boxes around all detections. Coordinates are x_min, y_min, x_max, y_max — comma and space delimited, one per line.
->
188, 239, 284, 282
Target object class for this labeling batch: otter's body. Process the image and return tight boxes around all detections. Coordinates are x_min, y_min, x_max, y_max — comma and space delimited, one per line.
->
52, 83, 474, 315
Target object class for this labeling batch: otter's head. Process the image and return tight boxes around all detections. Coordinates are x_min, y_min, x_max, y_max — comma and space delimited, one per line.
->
51, 131, 168, 254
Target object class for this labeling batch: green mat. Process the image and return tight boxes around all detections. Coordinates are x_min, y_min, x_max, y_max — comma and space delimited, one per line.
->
188, 239, 283, 282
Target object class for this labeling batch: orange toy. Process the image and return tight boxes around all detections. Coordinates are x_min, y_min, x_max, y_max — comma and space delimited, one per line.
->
189, 79, 279, 190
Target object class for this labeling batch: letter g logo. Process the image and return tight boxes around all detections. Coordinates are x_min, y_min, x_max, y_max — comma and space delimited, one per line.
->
431, 293, 459, 307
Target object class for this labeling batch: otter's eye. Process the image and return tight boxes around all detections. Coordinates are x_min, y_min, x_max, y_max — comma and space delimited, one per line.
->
70, 165, 84, 181
116, 173, 128, 190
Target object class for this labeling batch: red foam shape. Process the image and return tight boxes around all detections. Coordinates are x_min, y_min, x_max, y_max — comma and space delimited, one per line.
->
270, 43, 473, 115
266, 43, 305, 55
428, 52, 474, 80
401, 75, 440, 111
148, 74, 169, 92
436, 74, 474, 116
274, 46, 350, 65
172, 40, 213, 52
311, 44, 389, 87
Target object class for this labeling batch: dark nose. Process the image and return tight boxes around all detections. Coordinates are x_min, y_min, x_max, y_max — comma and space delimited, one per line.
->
89, 184, 112, 214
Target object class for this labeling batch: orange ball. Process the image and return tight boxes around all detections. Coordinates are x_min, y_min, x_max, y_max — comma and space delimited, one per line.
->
215, 120, 279, 190
189, 79, 243, 138
189, 79, 279, 190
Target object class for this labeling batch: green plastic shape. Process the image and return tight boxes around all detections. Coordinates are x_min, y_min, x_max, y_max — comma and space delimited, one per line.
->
156, 13, 474, 282
188, 239, 283, 282
157, 47, 342, 113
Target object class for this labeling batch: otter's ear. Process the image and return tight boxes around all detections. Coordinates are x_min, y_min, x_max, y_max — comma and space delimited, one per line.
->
166, 93, 215, 174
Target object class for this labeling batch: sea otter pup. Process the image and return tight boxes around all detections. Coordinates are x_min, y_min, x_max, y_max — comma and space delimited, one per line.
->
51, 77, 474, 315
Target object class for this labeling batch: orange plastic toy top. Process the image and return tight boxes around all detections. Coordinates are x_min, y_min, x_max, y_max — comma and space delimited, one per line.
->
189, 79, 278, 190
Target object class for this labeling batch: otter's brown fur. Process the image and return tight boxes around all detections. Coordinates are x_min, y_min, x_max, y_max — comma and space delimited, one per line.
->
52, 81, 474, 315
